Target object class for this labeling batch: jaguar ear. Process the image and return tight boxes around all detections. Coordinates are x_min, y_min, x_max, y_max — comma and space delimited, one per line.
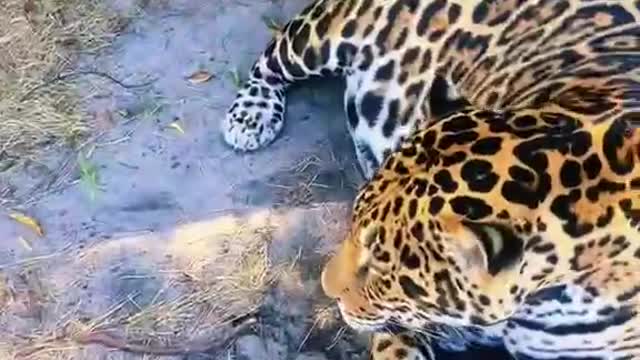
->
456, 221, 524, 276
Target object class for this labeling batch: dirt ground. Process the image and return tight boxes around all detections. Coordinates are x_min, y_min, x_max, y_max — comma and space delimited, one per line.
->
1, 0, 371, 359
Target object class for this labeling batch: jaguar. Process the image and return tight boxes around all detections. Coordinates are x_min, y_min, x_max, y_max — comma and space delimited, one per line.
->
221, 0, 640, 358
222, 0, 640, 180
322, 105, 640, 359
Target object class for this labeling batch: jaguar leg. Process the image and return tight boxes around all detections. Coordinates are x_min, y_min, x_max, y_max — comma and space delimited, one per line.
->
222, 0, 358, 151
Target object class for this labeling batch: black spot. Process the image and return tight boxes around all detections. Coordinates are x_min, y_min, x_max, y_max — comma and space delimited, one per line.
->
559, 160, 582, 188
393, 197, 404, 216
438, 29, 490, 64
401, 46, 421, 66
531, 242, 555, 254
406, 80, 426, 98
586, 179, 626, 202
429, 76, 470, 119
264, 41, 283, 75
376, 339, 393, 352
442, 151, 467, 166
566, 221, 594, 238
303, 48, 317, 70
417, 0, 447, 36
503, 141, 553, 208
395, 348, 409, 358
375, 22, 393, 53
469, 315, 488, 326
394, 161, 410, 175
550, 190, 581, 221
356, 0, 373, 16
583, 154, 602, 180
401, 145, 417, 157
461, 159, 499, 192
603, 119, 634, 175
336, 42, 358, 67
341, 20, 357, 38
429, 196, 445, 215
449, 196, 493, 220
360, 92, 384, 127
315, 12, 333, 39
420, 130, 437, 149
363, 24, 374, 37
513, 115, 538, 128
437, 131, 480, 150
375, 59, 395, 81
377, 251, 390, 263
399, 275, 428, 299
311, 41, 327, 67
398, 71, 409, 84
434, 170, 458, 193
472, 1, 489, 24
393, 230, 402, 249
412, 179, 428, 197
471, 137, 502, 155
441, 115, 478, 133
381, 202, 392, 222
419, 49, 433, 72
408, 198, 418, 218
393, 27, 409, 50
410, 221, 424, 242
358, 45, 374, 71
292, 23, 311, 56
508, 166, 535, 184
486, 92, 499, 107
383, 99, 400, 138
478, 295, 491, 306
400, 246, 421, 269
570, 131, 592, 157
448, 3, 462, 24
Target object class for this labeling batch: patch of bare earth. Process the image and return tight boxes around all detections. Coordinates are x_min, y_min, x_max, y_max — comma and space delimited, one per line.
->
1, 1, 368, 359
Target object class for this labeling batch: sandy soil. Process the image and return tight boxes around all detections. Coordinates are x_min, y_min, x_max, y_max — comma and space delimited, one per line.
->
0, 1, 369, 359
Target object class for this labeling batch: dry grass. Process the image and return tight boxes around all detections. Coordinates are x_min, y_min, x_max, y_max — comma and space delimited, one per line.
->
115, 228, 276, 347
1, 214, 284, 359
0, 0, 125, 161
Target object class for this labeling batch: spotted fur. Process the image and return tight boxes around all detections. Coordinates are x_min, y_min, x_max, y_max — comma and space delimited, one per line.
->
222, 0, 640, 180
322, 104, 640, 359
